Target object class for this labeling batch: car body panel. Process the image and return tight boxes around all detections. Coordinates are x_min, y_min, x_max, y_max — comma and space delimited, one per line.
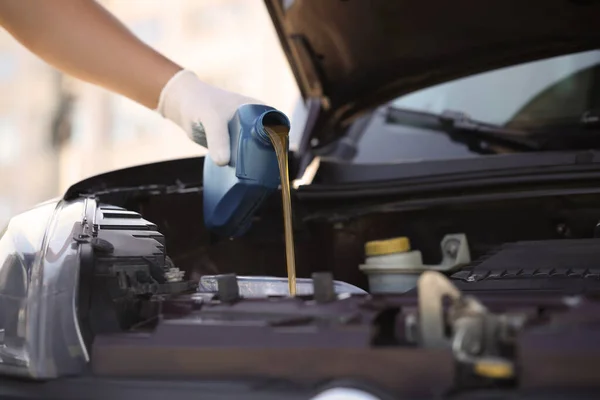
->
264, 0, 600, 146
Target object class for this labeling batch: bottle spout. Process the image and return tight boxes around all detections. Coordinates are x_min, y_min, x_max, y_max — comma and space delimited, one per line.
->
254, 109, 291, 146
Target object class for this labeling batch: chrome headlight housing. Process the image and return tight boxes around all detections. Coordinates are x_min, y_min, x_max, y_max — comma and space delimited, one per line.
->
0, 199, 88, 378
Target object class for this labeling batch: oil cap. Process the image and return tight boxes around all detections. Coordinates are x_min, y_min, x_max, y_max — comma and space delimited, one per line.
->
365, 237, 410, 257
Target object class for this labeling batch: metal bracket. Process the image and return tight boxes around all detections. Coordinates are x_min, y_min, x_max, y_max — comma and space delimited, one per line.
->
428, 233, 471, 271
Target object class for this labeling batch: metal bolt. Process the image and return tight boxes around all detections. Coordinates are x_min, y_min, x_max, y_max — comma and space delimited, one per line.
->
444, 239, 460, 258
563, 295, 582, 307
404, 313, 419, 344
466, 337, 482, 354
73, 234, 90, 243
312, 272, 336, 303
556, 223, 571, 237
217, 274, 239, 302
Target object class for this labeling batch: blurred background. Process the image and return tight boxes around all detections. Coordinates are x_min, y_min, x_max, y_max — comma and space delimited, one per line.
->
0, 0, 301, 228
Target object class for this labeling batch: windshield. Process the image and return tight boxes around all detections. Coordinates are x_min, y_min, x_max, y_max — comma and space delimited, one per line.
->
350, 50, 600, 164
393, 50, 600, 128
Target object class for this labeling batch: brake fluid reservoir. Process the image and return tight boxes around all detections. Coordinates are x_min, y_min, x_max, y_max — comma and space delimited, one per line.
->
359, 237, 425, 293
359, 234, 471, 294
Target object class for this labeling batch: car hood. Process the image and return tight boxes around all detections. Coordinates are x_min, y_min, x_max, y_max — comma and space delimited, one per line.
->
264, 0, 600, 147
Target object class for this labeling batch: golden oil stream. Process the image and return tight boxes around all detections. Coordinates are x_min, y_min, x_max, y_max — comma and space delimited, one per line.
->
265, 125, 296, 296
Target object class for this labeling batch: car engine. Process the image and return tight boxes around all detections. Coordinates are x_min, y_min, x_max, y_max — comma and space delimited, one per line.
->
85, 190, 600, 398
3, 173, 600, 399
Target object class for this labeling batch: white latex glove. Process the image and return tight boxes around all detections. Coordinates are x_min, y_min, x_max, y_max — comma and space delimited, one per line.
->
155, 69, 263, 166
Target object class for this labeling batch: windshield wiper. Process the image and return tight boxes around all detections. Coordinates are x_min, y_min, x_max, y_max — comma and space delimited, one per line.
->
386, 107, 542, 153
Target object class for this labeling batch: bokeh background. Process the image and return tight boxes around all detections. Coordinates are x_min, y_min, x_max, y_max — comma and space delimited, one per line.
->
0, 0, 301, 228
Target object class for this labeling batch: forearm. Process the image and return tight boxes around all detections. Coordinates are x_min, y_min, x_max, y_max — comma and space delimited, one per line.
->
0, 0, 181, 109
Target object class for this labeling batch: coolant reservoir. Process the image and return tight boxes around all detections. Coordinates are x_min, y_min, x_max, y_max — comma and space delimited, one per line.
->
360, 234, 470, 293
360, 237, 425, 293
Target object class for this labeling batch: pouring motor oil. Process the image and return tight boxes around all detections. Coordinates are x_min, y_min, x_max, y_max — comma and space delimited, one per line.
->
203, 104, 297, 295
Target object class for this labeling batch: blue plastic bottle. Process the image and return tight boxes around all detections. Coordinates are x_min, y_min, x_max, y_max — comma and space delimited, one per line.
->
203, 104, 291, 237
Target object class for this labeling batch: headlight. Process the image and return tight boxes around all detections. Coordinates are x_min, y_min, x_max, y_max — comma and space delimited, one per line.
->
0, 200, 88, 378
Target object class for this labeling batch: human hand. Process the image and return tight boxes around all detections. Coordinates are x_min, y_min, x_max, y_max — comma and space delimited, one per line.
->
156, 69, 263, 166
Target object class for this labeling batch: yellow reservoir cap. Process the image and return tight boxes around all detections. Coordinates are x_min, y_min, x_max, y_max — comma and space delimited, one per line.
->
365, 237, 411, 256
474, 359, 515, 379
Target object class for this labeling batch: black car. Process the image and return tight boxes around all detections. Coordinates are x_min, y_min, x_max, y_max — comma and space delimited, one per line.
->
1, 1, 600, 399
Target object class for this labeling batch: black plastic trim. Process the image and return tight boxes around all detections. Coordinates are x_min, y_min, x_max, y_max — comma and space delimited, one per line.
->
64, 154, 299, 201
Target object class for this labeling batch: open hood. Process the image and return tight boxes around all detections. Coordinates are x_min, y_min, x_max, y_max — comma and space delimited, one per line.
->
264, 0, 600, 148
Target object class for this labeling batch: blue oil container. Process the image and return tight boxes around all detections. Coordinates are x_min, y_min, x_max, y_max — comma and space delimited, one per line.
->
203, 104, 291, 237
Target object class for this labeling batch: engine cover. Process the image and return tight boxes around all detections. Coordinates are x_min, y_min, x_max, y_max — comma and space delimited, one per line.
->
451, 239, 600, 294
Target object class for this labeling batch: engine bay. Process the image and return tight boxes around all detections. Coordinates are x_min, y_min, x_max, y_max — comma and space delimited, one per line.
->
66, 179, 600, 398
